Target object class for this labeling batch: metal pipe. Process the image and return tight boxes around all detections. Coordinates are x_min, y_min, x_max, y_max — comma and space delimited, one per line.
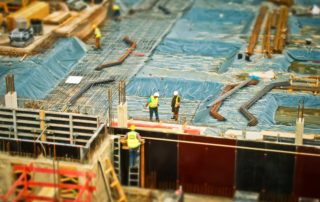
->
207, 78, 256, 108
239, 80, 291, 126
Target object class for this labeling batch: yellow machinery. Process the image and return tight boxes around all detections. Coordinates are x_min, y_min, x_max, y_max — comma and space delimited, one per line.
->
6, 1, 49, 31
0, 0, 37, 13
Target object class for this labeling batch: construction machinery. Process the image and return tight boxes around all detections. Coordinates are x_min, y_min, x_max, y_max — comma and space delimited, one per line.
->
0, 0, 37, 14
9, 25, 34, 47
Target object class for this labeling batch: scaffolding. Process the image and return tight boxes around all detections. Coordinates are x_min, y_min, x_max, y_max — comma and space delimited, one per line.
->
0, 163, 96, 202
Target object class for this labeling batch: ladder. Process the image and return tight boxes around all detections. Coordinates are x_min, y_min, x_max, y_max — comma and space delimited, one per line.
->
112, 136, 122, 182
98, 159, 127, 202
128, 149, 140, 186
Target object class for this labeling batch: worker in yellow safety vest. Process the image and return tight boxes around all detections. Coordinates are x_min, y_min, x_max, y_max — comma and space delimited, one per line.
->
92, 24, 101, 49
171, 91, 181, 121
145, 92, 160, 122
125, 125, 142, 167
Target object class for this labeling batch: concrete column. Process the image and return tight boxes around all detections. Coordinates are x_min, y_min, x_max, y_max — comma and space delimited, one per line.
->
295, 118, 304, 145
117, 102, 128, 128
4, 92, 17, 108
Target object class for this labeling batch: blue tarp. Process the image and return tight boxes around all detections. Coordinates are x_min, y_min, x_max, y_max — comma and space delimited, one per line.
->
295, 0, 320, 6
287, 49, 320, 61
166, 7, 254, 39
295, 16, 320, 27
288, 16, 301, 34
0, 37, 86, 99
126, 76, 223, 101
156, 38, 241, 57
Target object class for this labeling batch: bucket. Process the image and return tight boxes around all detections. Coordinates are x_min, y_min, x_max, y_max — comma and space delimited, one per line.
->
30, 19, 43, 35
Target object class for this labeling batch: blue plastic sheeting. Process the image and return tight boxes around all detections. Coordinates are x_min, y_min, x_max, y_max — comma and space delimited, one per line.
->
166, 7, 254, 39
295, 16, 320, 27
183, 8, 253, 24
295, 0, 320, 6
216, 0, 262, 5
156, 38, 241, 58
117, 0, 140, 8
228, 54, 292, 73
139, 54, 225, 74
288, 16, 301, 34
192, 84, 320, 134
251, 92, 320, 133
126, 76, 223, 101
0, 37, 86, 99
287, 49, 320, 61
121, 0, 138, 5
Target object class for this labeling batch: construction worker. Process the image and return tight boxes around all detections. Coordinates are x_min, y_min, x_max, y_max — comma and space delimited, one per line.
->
125, 125, 142, 167
112, 4, 121, 20
145, 92, 160, 122
171, 91, 180, 121
92, 24, 101, 49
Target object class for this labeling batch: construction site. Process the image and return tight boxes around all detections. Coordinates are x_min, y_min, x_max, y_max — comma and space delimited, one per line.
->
0, 0, 320, 201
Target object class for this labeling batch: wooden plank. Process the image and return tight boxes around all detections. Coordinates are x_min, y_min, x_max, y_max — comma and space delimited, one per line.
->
273, 6, 288, 53
17, 126, 41, 131
262, 12, 273, 58
0, 111, 13, 116
46, 129, 93, 137
0, 124, 14, 129
44, 11, 71, 25
247, 5, 268, 56
0, 117, 14, 122
16, 120, 40, 125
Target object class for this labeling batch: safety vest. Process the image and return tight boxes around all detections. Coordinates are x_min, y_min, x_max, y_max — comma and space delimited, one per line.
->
127, 131, 140, 149
175, 96, 180, 108
112, 4, 120, 11
95, 28, 101, 38
148, 96, 158, 108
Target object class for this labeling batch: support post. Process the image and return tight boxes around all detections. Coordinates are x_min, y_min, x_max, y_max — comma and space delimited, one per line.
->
40, 110, 46, 141
13, 109, 18, 139
117, 81, 128, 128
69, 115, 74, 144
5, 74, 17, 108
295, 118, 304, 145
295, 101, 304, 145
140, 141, 145, 188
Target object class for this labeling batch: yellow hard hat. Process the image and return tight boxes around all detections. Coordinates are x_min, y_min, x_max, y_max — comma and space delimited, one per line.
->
92, 24, 96, 29
130, 124, 135, 131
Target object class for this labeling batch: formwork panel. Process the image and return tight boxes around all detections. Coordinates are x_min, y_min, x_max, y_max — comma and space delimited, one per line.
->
178, 135, 236, 197
261, 143, 295, 201
144, 131, 178, 190
293, 146, 320, 199
236, 141, 266, 192
236, 141, 295, 200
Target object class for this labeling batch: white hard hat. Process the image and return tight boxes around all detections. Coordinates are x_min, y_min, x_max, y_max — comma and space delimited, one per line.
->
173, 91, 178, 96
154, 92, 159, 97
